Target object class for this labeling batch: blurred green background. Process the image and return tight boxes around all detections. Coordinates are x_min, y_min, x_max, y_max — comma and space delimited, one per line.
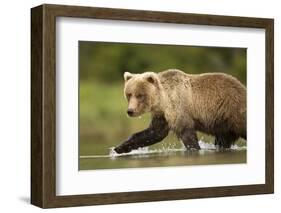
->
79, 41, 246, 170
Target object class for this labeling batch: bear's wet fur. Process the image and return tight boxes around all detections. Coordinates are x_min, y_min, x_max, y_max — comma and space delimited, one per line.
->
114, 69, 246, 154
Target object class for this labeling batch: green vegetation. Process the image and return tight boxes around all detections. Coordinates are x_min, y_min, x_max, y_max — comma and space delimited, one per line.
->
79, 41, 247, 169
79, 41, 246, 84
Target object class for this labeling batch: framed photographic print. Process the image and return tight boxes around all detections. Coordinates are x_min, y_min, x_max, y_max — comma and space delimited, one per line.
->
31, 4, 274, 208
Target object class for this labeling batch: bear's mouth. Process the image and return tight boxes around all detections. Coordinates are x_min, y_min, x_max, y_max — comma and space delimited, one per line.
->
127, 112, 139, 117
127, 109, 134, 117
127, 110, 143, 117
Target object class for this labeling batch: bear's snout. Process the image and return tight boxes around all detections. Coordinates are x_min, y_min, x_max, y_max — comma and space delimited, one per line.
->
127, 109, 134, 116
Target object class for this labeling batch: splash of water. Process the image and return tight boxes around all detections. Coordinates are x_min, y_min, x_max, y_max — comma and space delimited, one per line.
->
109, 147, 118, 159
198, 140, 246, 151
108, 146, 185, 158
198, 140, 216, 150
80, 139, 247, 160
107, 140, 246, 158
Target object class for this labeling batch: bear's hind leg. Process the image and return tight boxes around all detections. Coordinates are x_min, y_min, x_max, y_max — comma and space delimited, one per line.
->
179, 129, 201, 150
215, 133, 238, 149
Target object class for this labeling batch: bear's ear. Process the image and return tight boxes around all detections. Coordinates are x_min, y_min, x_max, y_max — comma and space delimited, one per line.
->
145, 73, 159, 86
124, 72, 134, 82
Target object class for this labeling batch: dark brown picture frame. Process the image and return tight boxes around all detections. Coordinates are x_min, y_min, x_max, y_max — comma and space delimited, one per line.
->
31, 4, 274, 208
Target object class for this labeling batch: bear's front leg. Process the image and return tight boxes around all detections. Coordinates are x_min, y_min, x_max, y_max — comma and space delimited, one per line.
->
179, 129, 201, 150
114, 115, 169, 154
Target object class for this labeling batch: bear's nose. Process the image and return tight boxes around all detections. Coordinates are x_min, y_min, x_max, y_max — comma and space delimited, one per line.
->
127, 109, 134, 116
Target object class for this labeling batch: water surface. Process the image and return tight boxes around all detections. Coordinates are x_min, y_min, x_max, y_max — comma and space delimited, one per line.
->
79, 141, 246, 170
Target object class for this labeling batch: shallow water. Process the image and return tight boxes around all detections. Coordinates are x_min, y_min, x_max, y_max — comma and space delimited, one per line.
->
79, 141, 246, 170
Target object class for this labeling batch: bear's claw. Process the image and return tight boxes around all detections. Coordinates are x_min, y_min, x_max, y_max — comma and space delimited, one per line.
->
114, 145, 132, 154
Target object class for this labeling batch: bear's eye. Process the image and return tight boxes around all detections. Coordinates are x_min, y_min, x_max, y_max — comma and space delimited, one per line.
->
126, 93, 132, 99
136, 94, 144, 100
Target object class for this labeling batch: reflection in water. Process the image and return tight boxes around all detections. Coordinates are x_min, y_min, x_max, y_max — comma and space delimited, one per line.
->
79, 141, 246, 170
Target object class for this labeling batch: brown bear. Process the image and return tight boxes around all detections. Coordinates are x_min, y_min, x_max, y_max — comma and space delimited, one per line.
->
114, 69, 246, 154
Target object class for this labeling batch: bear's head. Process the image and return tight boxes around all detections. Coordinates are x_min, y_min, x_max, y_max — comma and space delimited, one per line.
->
123, 71, 160, 117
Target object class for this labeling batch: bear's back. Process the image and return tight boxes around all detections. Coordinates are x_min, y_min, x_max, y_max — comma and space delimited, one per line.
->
158, 69, 190, 90
158, 69, 187, 81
